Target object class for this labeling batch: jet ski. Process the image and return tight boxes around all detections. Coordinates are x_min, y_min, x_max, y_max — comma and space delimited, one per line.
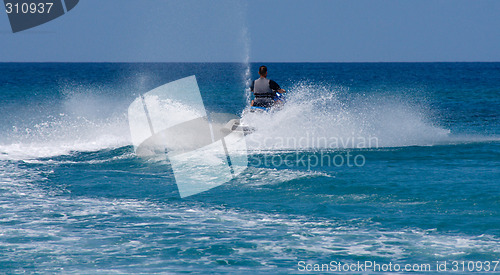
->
250, 91, 286, 112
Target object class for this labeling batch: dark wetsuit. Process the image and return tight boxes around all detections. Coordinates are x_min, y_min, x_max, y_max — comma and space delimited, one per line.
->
250, 77, 281, 108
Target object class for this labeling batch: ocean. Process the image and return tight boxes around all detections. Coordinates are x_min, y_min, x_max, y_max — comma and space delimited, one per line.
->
0, 63, 499, 273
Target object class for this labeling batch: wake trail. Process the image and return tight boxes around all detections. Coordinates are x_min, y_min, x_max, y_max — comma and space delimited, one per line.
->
241, 82, 496, 150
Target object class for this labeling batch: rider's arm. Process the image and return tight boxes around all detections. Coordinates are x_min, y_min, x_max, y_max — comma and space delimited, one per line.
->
250, 80, 255, 92
270, 80, 286, 93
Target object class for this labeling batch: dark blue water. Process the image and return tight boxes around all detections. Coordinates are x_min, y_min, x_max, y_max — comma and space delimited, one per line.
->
0, 63, 499, 273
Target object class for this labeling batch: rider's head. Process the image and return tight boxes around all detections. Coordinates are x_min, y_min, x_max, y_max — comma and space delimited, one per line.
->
259, 65, 267, 77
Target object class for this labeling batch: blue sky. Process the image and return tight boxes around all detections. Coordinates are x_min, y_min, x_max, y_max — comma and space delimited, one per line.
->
1, 0, 500, 62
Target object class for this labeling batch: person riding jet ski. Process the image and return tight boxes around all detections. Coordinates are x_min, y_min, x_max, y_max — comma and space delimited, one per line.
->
250, 65, 286, 109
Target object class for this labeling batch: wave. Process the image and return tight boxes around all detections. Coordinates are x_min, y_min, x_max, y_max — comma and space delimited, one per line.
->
0, 87, 132, 161
242, 82, 460, 150
0, 117, 130, 161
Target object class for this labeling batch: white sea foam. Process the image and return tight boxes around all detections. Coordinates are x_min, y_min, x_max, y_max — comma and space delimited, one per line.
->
242, 82, 453, 150
0, 87, 132, 161
0, 115, 130, 161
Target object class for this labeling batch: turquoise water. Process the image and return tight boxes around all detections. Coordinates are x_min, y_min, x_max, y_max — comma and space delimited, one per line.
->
0, 63, 499, 273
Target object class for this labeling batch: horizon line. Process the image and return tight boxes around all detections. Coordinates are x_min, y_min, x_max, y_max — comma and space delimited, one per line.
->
1, 61, 500, 64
